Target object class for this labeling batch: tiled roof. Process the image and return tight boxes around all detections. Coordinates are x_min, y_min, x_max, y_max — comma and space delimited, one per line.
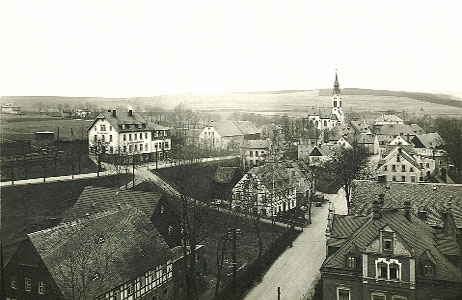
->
29, 205, 172, 299
350, 180, 462, 228
330, 215, 369, 239
306, 107, 333, 119
412, 133, 445, 148
206, 120, 261, 137
240, 139, 271, 149
322, 208, 462, 282
91, 111, 169, 133
309, 145, 341, 157
62, 186, 163, 223
350, 121, 372, 134
213, 167, 240, 184
374, 114, 403, 123
375, 124, 425, 137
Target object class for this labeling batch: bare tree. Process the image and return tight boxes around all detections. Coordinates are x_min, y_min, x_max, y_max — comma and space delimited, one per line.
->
322, 140, 370, 214
435, 117, 462, 182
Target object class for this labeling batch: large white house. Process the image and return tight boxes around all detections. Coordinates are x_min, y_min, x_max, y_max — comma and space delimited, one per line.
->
306, 71, 345, 130
199, 120, 261, 150
88, 109, 171, 161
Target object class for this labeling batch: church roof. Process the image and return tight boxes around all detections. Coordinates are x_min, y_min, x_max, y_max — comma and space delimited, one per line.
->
333, 71, 341, 95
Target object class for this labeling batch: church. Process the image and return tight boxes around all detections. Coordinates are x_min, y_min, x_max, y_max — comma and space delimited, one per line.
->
306, 71, 345, 130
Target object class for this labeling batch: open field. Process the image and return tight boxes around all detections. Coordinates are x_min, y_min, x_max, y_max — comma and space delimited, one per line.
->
0, 113, 92, 141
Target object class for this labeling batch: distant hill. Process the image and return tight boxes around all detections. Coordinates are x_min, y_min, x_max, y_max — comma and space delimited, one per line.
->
319, 88, 462, 108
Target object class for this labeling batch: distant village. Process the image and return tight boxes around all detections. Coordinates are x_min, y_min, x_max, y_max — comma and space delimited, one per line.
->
1, 73, 462, 300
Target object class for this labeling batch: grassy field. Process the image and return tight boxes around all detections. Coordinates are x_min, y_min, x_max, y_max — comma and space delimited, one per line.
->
1, 174, 132, 265
156, 158, 240, 202
0, 113, 93, 142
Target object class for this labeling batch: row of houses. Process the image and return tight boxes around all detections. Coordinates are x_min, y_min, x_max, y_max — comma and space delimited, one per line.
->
322, 180, 462, 300
4, 186, 204, 300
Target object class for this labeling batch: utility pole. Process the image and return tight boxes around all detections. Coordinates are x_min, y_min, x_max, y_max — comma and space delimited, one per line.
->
277, 287, 281, 300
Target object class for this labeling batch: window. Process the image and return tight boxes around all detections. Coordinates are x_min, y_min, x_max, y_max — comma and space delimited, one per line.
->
102, 135, 105, 142
392, 176, 396, 181
378, 263, 388, 279
145, 144, 148, 151
123, 134, 126, 141
165, 142, 169, 148
25, 278, 31, 292
92, 272, 100, 281
100, 124, 106, 131
392, 297, 407, 300
420, 163, 423, 168
392, 165, 396, 172
426, 163, 430, 168
390, 263, 399, 280
423, 263, 434, 277
411, 176, 416, 182
250, 151, 253, 157
109, 126, 112, 131
94, 135, 97, 141
11, 278, 16, 289
123, 145, 127, 152
109, 135, 112, 142
160, 205, 165, 214
38, 281, 45, 295
129, 134, 132, 141
383, 165, 388, 171
145, 132, 148, 139
337, 287, 350, 300
140, 133, 143, 140
410, 167, 414, 172
401, 165, 406, 172
139, 144, 143, 151
396, 155, 401, 162
347, 256, 356, 269
372, 294, 386, 300
401, 176, 406, 182
383, 232, 393, 252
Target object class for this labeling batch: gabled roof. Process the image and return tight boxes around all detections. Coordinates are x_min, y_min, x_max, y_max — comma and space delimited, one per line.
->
322, 208, 462, 282
62, 186, 163, 223
206, 120, 261, 137
375, 124, 425, 137
350, 120, 372, 134
240, 139, 271, 149
29, 205, 172, 299
213, 167, 240, 184
350, 180, 462, 228
374, 114, 403, 123
309, 144, 341, 157
89, 111, 169, 132
412, 133, 445, 149
306, 107, 334, 119
380, 147, 421, 170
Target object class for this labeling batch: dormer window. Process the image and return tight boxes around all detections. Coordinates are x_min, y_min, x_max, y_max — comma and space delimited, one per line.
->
423, 262, 434, 277
92, 272, 100, 281
347, 256, 356, 269
382, 231, 394, 253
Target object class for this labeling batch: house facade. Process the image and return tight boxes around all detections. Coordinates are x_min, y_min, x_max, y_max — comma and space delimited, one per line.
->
1, 103, 21, 114
199, 120, 261, 150
88, 109, 171, 161
322, 197, 462, 300
4, 206, 175, 300
239, 139, 272, 170
377, 147, 423, 183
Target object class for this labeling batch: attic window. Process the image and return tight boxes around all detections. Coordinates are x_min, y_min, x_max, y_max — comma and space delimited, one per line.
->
382, 231, 394, 253
347, 256, 356, 269
97, 235, 105, 244
92, 272, 100, 281
423, 262, 434, 277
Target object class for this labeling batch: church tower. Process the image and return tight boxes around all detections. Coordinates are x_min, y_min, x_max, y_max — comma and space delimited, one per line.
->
331, 70, 345, 124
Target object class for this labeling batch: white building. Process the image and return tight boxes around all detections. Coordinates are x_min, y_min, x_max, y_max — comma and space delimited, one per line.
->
199, 120, 261, 150
88, 109, 171, 161
377, 147, 424, 183
306, 71, 345, 130
1, 103, 21, 114
374, 114, 404, 125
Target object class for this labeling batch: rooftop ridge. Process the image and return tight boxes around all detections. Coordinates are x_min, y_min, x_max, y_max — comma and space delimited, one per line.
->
28, 204, 136, 237
353, 179, 462, 187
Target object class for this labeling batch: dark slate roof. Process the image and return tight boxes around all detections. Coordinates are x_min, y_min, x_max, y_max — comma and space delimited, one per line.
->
62, 186, 163, 223
240, 139, 271, 149
375, 124, 425, 137
322, 208, 462, 282
90, 111, 169, 133
213, 167, 240, 184
412, 133, 445, 149
350, 121, 372, 134
330, 215, 369, 239
29, 205, 172, 299
351, 180, 462, 228
309, 145, 341, 157
206, 120, 261, 137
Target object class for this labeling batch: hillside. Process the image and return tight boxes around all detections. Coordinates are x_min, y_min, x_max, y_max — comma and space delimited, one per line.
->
2, 88, 462, 117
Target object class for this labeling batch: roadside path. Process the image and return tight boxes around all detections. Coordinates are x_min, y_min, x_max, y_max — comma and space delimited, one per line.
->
244, 190, 346, 300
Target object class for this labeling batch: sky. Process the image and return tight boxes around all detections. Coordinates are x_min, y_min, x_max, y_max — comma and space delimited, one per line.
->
1, 0, 461, 97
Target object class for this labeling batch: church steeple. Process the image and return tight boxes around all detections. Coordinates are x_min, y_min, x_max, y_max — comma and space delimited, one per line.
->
333, 70, 341, 95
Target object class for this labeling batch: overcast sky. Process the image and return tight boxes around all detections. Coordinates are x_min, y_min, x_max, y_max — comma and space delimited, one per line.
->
1, 0, 461, 97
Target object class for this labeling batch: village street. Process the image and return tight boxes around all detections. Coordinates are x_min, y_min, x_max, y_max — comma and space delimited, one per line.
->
244, 188, 347, 300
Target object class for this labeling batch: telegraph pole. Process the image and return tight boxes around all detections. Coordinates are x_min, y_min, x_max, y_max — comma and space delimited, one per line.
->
277, 287, 281, 300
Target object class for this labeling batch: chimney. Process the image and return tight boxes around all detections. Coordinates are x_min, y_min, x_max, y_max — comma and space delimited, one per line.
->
378, 193, 385, 207
417, 210, 427, 221
112, 109, 116, 117
128, 109, 133, 116
372, 200, 381, 220
403, 201, 411, 221
406, 133, 410, 142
